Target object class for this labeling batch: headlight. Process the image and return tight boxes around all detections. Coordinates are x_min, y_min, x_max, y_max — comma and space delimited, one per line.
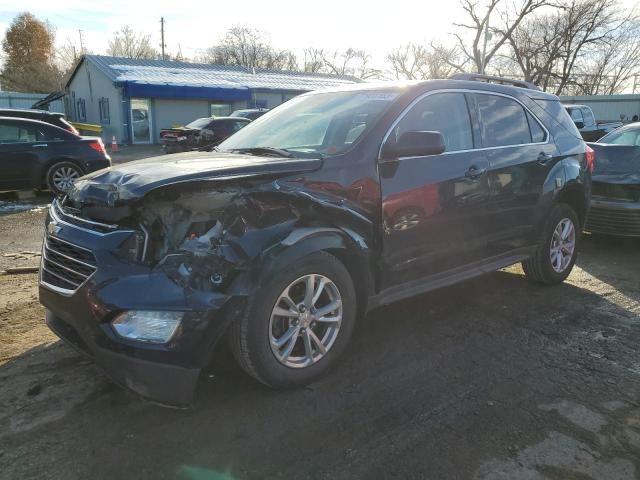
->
111, 310, 183, 343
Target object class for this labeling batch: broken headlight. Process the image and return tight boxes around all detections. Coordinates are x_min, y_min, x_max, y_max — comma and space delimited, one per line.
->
111, 310, 183, 343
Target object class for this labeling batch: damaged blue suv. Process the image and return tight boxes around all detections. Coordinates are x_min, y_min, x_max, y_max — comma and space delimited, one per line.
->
40, 74, 592, 406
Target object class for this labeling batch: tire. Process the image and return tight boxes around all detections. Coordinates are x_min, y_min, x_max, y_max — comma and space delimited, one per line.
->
522, 203, 580, 285
46, 161, 83, 194
230, 251, 357, 388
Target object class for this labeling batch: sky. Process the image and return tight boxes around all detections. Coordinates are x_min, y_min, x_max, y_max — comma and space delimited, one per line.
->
0, 0, 638, 69
0, 0, 467, 66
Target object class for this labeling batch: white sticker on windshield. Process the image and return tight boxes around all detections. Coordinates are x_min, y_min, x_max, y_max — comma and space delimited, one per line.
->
358, 92, 398, 101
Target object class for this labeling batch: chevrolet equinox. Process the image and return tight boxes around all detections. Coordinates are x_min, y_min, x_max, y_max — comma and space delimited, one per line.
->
40, 74, 592, 406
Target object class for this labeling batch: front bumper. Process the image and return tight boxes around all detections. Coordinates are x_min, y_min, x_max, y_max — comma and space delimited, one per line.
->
585, 197, 640, 237
45, 310, 200, 406
39, 202, 243, 406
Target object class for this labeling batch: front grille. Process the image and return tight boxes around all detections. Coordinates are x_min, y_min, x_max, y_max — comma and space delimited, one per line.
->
586, 206, 640, 236
41, 235, 97, 292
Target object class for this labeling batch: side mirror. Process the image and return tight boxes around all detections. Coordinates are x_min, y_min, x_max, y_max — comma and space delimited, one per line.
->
382, 131, 446, 160
574, 121, 584, 129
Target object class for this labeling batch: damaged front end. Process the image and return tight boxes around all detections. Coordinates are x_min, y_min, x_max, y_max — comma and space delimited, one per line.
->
40, 154, 373, 406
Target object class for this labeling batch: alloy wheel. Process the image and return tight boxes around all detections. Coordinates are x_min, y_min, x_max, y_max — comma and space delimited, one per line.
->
52, 166, 80, 192
550, 217, 576, 273
269, 274, 343, 368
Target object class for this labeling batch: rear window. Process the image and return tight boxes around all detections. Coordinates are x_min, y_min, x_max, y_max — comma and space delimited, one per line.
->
538, 100, 582, 139
186, 118, 212, 129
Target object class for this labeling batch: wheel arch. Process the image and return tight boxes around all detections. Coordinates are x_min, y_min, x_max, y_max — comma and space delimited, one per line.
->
242, 227, 375, 318
555, 182, 589, 228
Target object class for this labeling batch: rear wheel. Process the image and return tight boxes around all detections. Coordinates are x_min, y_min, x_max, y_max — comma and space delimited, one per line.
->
46, 161, 83, 194
522, 203, 579, 285
230, 251, 356, 388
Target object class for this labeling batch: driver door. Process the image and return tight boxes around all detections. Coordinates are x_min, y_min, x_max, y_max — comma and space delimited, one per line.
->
379, 91, 491, 287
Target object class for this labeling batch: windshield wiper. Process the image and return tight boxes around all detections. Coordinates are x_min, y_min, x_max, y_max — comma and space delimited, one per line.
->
232, 147, 295, 158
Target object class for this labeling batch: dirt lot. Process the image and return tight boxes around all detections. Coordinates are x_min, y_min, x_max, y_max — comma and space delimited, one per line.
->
1, 204, 639, 480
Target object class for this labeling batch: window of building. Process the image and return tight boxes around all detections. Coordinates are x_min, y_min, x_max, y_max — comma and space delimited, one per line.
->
210, 103, 232, 117
99, 97, 110, 124
473, 94, 532, 147
254, 100, 268, 109
77, 99, 86, 122
395, 92, 473, 153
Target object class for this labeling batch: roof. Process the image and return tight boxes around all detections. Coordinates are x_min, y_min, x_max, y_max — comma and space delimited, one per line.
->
68, 55, 359, 93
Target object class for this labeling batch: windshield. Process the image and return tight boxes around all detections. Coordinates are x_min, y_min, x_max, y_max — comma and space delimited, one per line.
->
218, 90, 399, 157
599, 126, 640, 145
186, 118, 212, 129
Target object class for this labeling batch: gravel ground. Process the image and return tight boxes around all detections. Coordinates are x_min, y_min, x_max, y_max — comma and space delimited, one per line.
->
1, 206, 639, 480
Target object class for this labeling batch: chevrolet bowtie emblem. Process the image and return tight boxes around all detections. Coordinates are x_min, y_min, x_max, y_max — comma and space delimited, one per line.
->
47, 220, 61, 235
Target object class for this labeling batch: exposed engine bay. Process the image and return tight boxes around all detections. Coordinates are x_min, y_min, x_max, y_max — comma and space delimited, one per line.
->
136, 182, 300, 293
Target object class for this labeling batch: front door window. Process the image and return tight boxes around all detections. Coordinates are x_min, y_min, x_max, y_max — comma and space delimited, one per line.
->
131, 98, 151, 143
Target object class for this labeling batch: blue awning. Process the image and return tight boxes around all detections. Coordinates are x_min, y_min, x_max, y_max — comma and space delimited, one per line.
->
121, 82, 251, 101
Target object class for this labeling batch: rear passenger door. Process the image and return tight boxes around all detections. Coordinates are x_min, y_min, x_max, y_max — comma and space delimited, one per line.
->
468, 92, 558, 256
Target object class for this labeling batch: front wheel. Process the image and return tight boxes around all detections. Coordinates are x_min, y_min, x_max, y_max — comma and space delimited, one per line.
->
230, 251, 356, 388
522, 203, 580, 285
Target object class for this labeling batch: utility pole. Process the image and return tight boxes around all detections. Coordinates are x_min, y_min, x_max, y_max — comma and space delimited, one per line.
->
78, 29, 85, 54
160, 17, 166, 60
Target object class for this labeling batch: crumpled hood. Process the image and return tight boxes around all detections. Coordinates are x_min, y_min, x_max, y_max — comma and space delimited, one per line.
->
68, 151, 322, 206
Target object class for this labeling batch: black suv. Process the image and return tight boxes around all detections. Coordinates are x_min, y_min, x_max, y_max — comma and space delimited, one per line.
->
40, 74, 591, 406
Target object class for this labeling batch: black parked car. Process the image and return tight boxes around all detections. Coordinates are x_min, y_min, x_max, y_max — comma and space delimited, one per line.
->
585, 123, 640, 236
160, 116, 251, 153
230, 108, 269, 120
564, 104, 622, 142
0, 108, 79, 135
0, 117, 110, 194
40, 74, 591, 406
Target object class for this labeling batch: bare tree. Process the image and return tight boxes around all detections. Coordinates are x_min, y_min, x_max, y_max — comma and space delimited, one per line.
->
206, 27, 297, 71
453, 0, 548, 73
107, 26, 158, 59
302, 48, 324, 73
304, 48, 381, 79
387, 42, 467, 80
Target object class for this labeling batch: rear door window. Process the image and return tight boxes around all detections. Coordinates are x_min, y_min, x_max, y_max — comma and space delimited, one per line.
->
472, 93, 532, 147
394, 92, 473, 152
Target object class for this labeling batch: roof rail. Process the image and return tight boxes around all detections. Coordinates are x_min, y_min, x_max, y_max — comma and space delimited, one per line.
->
449, 73, 541, 91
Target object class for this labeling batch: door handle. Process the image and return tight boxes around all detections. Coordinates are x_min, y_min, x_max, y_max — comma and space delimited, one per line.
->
537, 152, 553, 165
465, 165, 487, 179
33, 144, 48, 148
